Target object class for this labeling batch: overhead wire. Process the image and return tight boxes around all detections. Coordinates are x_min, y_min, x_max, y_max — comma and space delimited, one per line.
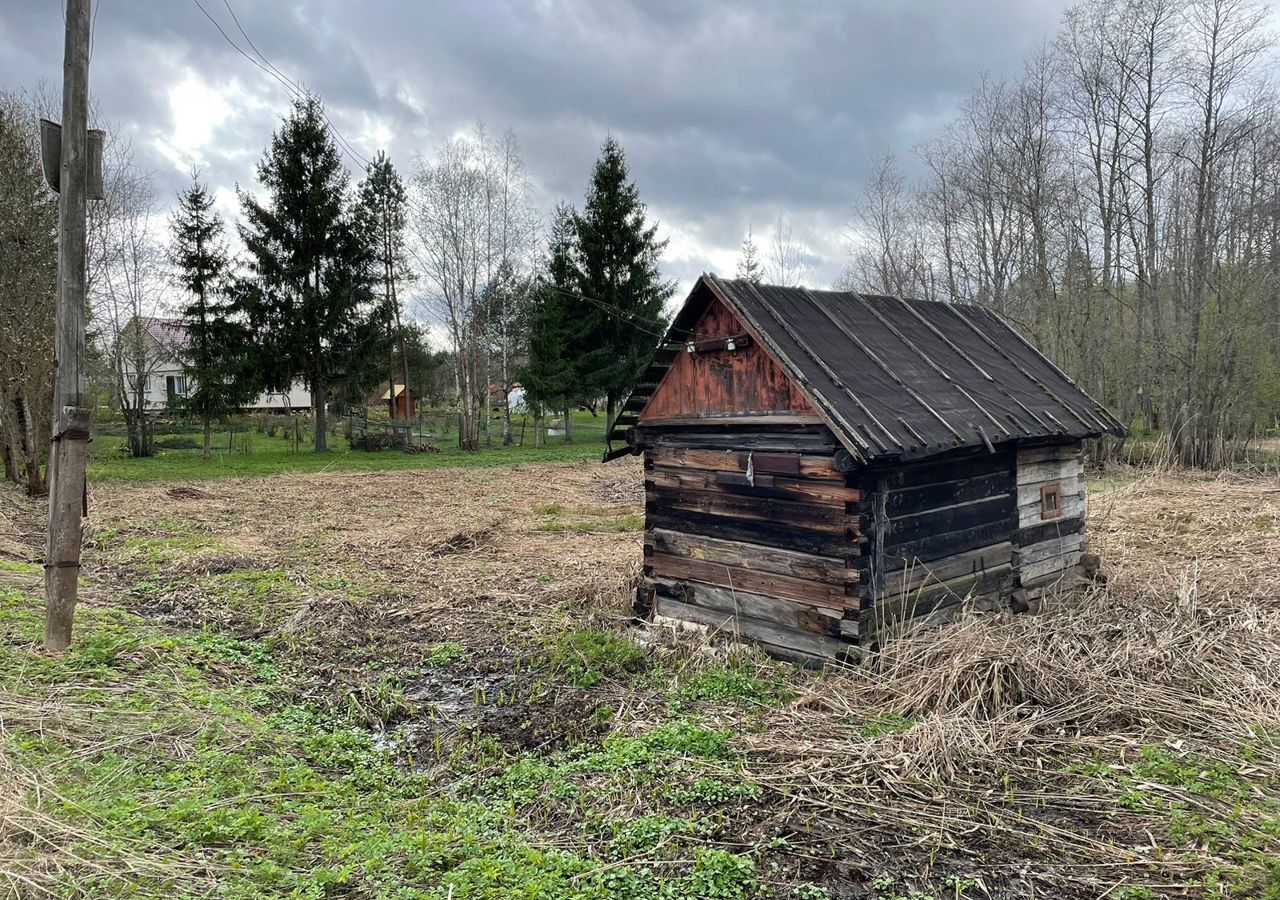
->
189, 0, 372, 170
220, 0, 371, 168
540, 282, 671, 340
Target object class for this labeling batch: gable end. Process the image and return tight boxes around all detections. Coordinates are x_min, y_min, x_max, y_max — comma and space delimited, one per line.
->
639, 295, 818, 423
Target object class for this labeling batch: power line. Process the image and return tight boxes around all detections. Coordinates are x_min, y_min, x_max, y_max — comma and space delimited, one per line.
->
189, 0, 372, 170
220, 0, 371, 168
541, 282, 670, 340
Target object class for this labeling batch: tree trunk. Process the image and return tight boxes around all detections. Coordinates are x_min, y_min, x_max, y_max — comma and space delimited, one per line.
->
1, 440, 16, 485
314, 379, 329, 452
501, 340, 512, 446
563, 405, 573, 444
457, 352, 478, 451
482, 353, 492, 447
400, 332, 411, 425
16, 389, 44, 495
202, 415, 212, 460
0, 407, 20, 485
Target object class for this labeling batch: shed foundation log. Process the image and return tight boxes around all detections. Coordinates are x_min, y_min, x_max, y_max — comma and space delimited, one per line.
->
861, 566, 1014, 635
652, 593, 858, 666
647, 576, 849, 635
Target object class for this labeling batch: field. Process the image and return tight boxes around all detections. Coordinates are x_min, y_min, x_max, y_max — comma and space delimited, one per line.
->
2, 456, 1280, 899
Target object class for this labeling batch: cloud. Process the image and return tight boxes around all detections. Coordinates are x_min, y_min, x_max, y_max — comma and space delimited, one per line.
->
5, 0, 1072, 292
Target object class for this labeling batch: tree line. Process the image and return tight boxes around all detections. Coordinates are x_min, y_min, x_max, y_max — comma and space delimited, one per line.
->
7, 0, 1278, 489
0, 90, 673, 482
834, 0, 1280, 466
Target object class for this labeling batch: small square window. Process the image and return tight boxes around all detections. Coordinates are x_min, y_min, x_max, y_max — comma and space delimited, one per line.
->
1040, 483, 1063, 520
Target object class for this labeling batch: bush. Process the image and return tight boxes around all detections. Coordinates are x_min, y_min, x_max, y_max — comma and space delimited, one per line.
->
154, 436, 201, 451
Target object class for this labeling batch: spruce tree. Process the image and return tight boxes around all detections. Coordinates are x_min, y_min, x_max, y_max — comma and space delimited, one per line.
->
573, 138, 674, 421
523, 204, 586, 443
170, 174, 252, 459
238, 94, 376, 451
355, 151, 414, 421
736, 226, 763, 283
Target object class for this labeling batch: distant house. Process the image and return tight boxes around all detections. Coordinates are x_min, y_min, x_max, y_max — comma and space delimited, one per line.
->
121, 317, 312, 413
488, 382, 526, 413
375, 384, 417, 419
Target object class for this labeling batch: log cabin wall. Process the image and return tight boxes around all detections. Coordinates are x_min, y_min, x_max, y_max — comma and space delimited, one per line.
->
638, 424, 866, 666
858, 449, 1017, 644
1013, 444, 1087, 585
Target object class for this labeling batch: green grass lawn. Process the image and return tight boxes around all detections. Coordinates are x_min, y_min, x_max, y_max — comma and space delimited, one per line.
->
88, 412, 613, 484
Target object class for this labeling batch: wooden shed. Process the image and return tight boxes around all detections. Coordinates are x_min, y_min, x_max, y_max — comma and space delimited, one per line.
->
605, 275, 1126, 664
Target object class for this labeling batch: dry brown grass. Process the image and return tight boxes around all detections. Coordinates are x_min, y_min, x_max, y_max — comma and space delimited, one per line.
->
88, 461, 644, 641
722, 471, 1280, 895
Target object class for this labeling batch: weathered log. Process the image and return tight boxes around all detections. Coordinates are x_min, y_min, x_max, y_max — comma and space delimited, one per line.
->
647, 465, 861, 504
883, 470, 1014, 517
1015, 516, 1085, 548
883, 518, 1016, 564
653, 594, 857, 660
877, 541, 1013, 597
647, 483, 851, 529
649, 528, 856, 582
646, 508, 858, 558
886, 494, 1014, 543
649, 552, 853, 608
649, 575, 845, 633
650, 446, 843, 480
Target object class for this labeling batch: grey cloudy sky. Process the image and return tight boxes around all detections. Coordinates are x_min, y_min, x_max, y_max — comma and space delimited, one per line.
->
2, 0, 1071, 297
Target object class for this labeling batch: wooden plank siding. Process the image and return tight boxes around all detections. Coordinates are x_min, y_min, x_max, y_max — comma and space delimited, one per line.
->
637, 429, 866, 661
859, 448, 1019, 644
636, 430, 1093, 661
1013, 444, 1087, 586
639, 295, 819, 422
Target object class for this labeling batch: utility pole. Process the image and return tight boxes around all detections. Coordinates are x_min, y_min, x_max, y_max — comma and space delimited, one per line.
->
44, 0, 93, 651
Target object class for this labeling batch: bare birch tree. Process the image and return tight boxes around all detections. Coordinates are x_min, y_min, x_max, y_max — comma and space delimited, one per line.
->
765, 214, 809, 287
89, 135, 165, 457
411, 137, 489, 450
841, 0, 1280, 466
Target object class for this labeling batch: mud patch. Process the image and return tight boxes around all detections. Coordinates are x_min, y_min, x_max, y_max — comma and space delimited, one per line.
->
391, 665, 610, 758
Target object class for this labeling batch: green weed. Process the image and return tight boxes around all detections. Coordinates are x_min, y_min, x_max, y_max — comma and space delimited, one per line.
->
677, 663, 795, 706
858, 713, 918, 739
425, 640, 467, 666
546, 627, 647, 687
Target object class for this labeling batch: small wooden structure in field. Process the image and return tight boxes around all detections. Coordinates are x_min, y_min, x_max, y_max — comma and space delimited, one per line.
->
606, 275, 1125, 664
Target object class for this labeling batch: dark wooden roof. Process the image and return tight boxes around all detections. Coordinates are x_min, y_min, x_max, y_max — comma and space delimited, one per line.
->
607, 274, 1126, 463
